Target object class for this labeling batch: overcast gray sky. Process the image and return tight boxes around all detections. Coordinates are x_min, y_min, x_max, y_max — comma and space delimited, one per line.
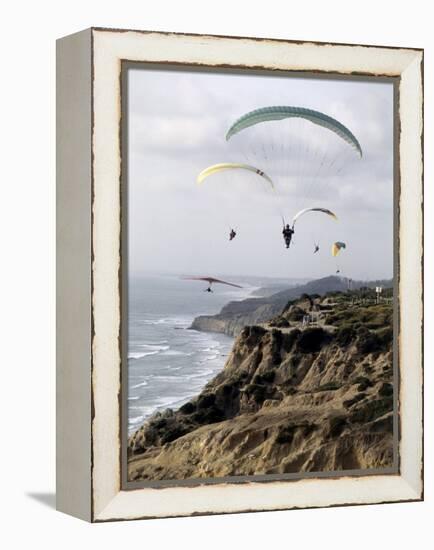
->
127, 67, 394, 281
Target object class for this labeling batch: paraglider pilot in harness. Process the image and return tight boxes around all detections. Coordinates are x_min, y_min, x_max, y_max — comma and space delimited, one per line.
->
282, 224, 294, 248
229, 228, 237, 241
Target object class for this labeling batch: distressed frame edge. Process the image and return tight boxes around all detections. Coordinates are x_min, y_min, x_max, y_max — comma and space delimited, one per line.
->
89, 29, 423, 522
396, 51, 424, 498
56, 28, 93, 522
91, 25, 424, 54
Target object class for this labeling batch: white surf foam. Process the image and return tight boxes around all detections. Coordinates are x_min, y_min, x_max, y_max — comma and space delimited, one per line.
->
128, 343, 170, 359
131, 380, 149, 389
128, 351, 159, 359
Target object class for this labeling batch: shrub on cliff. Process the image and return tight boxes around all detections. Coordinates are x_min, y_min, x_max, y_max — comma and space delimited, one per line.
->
269, 317, 290, 328
299, 293, 314, 307
316, 381, 342, 392
282, 329, 300, 352
179, 401, 196, 415
297, 327, 329, 353
377, 326, 393, 347
325, 290, 343, 298
282, 299, 297, 313
286, 306, 306, 322
355, 327, 388, 354
138, 413, 193, 448
276, 422, 317, 444
343, 392, 366, 408
262, 370, 276, 383
253, 370, 275, 384
326, 304, 393, 330
160, 425, 189, 445
349, 396, 393, 424
214, 382, 241, 417
328, 415, 347, 437
244, 383, 267, 404
378, 382, 393, 397
353, 375, 374, 392
191, 404, 225, 425
242, 325, 267, 347
275, 425, 296, 444
270, 329, 284, 365
197, 393, 216, 409
219, 382, 241, 396
335, 324, 356, 347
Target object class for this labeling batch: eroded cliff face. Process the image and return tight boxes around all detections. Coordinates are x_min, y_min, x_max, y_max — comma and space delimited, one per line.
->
190, 303, 277, 336
128, 293, 394, 482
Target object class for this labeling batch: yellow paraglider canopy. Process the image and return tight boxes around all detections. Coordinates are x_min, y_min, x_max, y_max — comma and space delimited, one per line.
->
292, 207, 338, 226
197, 163, 274, 189
332, 241, 346, 257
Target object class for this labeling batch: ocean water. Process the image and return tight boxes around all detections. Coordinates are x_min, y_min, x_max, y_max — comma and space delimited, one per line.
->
127, 274, 256, 434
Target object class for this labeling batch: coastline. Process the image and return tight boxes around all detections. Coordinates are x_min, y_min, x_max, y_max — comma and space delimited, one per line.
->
128, 286, 395, 481
127, 279, 260, 435
190, 275, 393, 337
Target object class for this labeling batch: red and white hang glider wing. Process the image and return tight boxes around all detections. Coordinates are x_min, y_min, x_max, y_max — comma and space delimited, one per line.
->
183, 276, 242, 288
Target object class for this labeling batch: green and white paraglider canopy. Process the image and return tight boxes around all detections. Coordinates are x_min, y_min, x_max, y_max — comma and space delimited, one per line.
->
226, 106, 362, 157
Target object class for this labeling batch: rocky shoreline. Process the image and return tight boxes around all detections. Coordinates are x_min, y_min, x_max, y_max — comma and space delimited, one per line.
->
128, 287, 394, 482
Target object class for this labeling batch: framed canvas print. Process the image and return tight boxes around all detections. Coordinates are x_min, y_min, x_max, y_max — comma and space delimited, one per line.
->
56, 28, 423, 522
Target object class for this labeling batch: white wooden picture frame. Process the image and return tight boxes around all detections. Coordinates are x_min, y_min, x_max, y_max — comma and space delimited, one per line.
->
56, 27, 423, 522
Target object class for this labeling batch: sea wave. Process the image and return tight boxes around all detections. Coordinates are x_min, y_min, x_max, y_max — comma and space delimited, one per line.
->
139, 317, 191, 327
142, 344, 170, 351
129, 395, 183, 425
202, 344, 220, 352
161, 349, 193, 357
128, 343, 170, 359
128, 351, 159, 359
131, 380, 149, 389
151, 374, 181, 382
188, 368, 214, 379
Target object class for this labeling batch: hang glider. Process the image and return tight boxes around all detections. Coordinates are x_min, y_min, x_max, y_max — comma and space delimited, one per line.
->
183, 276, 243, 292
